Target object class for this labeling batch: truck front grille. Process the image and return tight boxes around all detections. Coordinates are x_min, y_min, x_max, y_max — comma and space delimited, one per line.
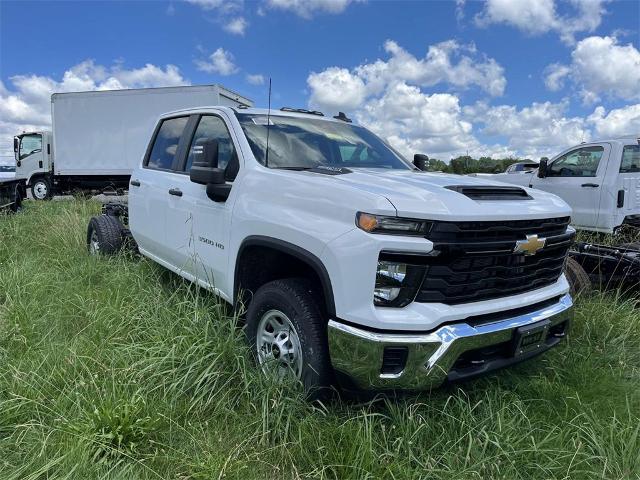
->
416, 217, 573, 305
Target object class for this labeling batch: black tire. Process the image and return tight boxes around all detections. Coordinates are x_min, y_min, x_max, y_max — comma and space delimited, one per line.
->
619, 242, 640, 252
565, 256, 592, 297
31, 177, 52, 200
9, 184, 22, 213
245, 278, 333, 400
87, 215, 125, 256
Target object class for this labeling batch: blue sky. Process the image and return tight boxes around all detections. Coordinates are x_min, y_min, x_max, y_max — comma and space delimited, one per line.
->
1, 0, 639, 162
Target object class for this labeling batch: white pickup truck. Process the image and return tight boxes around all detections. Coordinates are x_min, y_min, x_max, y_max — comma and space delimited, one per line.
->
484, 137, 640, 233
87, 106, 575, 397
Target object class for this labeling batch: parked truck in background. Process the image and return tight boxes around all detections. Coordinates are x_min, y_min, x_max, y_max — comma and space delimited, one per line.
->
13, 85, 252, 200
0, 164, 23, 212
87, 105, 576, 397
482, 136, 640, 234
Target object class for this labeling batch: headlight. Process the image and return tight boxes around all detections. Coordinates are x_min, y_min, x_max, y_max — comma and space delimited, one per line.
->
357, 212, 431, 236
375, 258, 427, 307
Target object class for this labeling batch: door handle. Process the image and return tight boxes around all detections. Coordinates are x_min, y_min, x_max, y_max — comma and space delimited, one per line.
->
169, 188, 183, 197
581, 183, 599, 188
130, 180, 141, 187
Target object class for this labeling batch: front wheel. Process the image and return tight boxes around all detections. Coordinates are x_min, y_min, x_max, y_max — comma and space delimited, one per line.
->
565, 256, 592, 297
245, 278, 334, 400
31, 177, 52, 200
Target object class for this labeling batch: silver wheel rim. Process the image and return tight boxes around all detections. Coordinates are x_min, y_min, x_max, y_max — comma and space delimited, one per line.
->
256, 309, 303, 380
89, 230, 100, 255
33, 181, 48, 199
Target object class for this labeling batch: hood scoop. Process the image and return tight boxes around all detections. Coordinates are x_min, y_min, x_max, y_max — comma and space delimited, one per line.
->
445, 185, 532, 201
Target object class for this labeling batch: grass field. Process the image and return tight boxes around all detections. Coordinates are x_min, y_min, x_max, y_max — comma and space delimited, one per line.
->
1, 200, 639, 479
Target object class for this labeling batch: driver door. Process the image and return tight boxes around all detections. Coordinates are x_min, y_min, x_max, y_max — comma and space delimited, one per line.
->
531, 143, 611, 228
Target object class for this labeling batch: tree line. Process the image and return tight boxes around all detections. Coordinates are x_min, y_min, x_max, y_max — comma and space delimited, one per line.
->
424, 155, 549, 174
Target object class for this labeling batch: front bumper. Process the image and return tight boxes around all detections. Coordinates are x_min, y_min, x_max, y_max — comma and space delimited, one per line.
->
328, 294, 573, 391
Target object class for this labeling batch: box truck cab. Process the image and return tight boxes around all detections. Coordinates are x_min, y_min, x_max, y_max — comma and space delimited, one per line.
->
486, 137, 640, 233
14, 131, 53, 199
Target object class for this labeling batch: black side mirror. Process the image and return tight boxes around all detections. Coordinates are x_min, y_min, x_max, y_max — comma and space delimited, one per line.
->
538, 159, 548, 178
413, 154, 429, 171
13, 137, 18, 153
189, 139, 231, 202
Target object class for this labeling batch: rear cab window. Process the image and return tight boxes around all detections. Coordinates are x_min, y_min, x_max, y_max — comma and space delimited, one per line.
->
620, 145, 640, 173
145, 117, 189, 171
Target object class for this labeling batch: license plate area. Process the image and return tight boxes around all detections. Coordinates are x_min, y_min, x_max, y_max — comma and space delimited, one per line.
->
512, 320, 551, 357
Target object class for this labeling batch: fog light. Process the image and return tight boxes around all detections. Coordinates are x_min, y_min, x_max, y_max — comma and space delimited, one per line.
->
375, 260, 426, 307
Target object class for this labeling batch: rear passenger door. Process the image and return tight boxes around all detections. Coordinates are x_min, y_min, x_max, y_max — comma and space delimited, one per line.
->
128, 115, 190, 263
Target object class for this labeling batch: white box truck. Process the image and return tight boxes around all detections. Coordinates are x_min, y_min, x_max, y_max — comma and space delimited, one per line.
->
12, 85, 252, 199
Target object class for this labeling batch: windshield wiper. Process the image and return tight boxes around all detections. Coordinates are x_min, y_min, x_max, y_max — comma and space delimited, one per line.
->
271, 166, 315, 171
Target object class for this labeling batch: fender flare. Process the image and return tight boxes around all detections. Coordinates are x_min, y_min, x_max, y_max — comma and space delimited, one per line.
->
234, 235, 336, 317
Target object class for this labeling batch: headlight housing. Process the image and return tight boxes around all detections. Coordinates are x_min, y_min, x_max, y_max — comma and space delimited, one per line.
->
357, 212, 431, 236
374, 255, 427, 307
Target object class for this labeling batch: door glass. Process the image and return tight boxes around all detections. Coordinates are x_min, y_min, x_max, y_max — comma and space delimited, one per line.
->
620, 145, 640, 173
146, 117, 189, 170
185, 116, 238, 180
549, 146, 604, 177
19, 134, 42, 160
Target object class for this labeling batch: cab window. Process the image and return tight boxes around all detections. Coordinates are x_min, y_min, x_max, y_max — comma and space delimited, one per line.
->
185, 115, 239, 181
146, 117, 189, 170
19, 134, 42, 160
549, 146, 604, 177
620, 145, 640, 173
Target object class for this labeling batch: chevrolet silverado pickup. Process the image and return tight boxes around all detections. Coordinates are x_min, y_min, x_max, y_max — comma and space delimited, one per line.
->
87, 106, 575, 396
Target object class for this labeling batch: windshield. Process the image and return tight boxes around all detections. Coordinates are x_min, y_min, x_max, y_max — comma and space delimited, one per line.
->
19, 134, 42, 160
236, 113, 411, 170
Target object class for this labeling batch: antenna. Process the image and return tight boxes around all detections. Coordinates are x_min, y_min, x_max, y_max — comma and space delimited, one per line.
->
265, 78, 272, 168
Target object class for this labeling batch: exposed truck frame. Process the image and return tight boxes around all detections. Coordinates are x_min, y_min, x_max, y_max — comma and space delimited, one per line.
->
0, 177, 25, 213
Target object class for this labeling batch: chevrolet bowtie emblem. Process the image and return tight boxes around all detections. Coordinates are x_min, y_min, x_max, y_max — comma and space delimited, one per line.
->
514, 234, 546, 255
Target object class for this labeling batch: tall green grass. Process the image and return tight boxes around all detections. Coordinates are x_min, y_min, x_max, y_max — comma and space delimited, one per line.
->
1, 201, 639, 479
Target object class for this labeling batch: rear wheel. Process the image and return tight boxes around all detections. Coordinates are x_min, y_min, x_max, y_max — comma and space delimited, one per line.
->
565, 256, 592, 297
31, 177, 51, 200
245, 278, 333, 400
87, 215, 125, 256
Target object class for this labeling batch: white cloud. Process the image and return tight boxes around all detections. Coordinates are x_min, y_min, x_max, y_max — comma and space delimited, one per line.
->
224, 17, 248, 35
308, 67, 367, 111
544, 36, 640, 103
588, 104, 640, 137
544, 63, 571, 91
357, 83, 478, 158
246, 74, 266, 85
475, 0, 607, 44
263, 0, 363, 18
465, 100, 591, 157
308, 39, 506, 115
306, 39, 511, 159
0, 60, 189, 159
195, 48, 239, 75
185, 0, 239, 12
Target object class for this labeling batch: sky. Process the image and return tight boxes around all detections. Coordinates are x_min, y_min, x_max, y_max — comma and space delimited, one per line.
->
1, 0, 639, 165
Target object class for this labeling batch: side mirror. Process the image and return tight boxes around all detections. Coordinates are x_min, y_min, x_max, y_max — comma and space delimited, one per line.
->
13, 137, 19, 153
538, 159, 548, 178
189, 139, 231, 202
413, 154, 429, 171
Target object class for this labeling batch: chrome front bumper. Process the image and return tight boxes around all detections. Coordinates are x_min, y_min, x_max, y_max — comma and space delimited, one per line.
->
328, 294, 573, 391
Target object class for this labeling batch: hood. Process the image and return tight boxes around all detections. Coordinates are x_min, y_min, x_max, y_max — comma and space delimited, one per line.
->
320, 169, 572, 221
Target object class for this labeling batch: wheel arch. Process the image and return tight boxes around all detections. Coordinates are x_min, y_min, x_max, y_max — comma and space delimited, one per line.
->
234, 235, 336, 317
